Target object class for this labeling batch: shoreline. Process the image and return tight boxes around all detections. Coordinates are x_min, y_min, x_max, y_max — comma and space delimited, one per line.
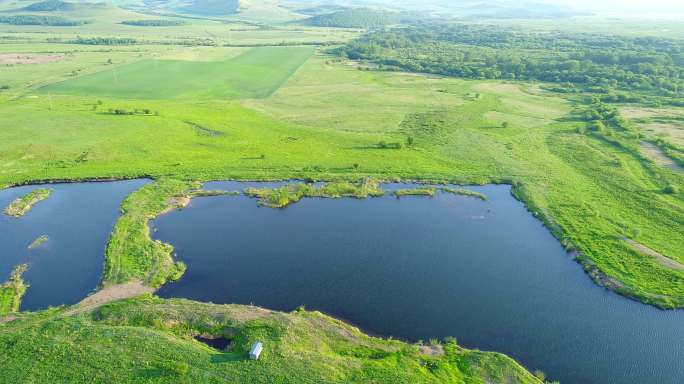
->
1, 175, 681, 311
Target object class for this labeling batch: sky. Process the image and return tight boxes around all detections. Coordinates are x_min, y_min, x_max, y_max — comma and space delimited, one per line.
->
545, 0, 684, 15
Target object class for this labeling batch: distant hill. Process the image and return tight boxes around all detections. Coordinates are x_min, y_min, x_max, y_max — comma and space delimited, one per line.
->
303, 8, 402, 28
295, 5, 347, 16
23, 0, 75, 12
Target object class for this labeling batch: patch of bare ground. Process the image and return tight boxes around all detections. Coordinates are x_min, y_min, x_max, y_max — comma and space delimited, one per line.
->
643, 123, 684, 147
625, 238, 684, 271
640, 142, 684, 173
621, 106, 684, 119
0, 315, 17, 324
161, 196, 191, 215
0, 54, 63, 65
419, 345, 445, 356
63, 280, 153, 316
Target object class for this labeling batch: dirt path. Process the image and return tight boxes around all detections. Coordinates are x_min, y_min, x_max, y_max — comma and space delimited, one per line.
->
0, 281, 153, 325
62, 280, 154, 316
625, 238, 684, 271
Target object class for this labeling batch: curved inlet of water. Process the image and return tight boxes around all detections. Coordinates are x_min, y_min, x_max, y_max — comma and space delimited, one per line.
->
152, 182, 684, 384
0, 180, 148, 310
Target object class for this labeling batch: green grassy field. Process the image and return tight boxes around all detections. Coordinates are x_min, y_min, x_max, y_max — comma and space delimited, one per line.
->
0, 296, 542, 384
40, 46, 314, 99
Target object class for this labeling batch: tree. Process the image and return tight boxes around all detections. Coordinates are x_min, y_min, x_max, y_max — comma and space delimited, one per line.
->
589, 121, 606, 132
406, 136, 414, 146
502, 121, 510, 128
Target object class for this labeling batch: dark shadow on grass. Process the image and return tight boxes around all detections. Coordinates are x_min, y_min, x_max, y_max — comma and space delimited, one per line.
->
211, 352, 245, 364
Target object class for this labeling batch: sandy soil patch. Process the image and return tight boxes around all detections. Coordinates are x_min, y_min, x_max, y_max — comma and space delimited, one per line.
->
625, 238, 684, 271
642, 123, 684, 146
63, 280, 154, 316
0, 53, 63, 65
640, 142, 683, 173
160, 196, 191, 215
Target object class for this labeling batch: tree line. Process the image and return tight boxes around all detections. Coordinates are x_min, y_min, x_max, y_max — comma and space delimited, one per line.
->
304, 8, 405, 29
335, 22, 684, 105
71, 36, 137, 45
121, 19, 185, 27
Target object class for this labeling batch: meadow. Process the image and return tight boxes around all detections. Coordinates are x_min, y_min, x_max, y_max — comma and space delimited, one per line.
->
39, 46, 315, 99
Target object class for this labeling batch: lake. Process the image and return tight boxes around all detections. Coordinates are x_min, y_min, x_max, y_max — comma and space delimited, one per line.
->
1, 180, 682, 383
153, 181, 684, 384
0, 180, 147, 310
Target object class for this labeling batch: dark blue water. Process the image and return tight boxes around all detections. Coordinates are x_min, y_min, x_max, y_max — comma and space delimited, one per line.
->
0, 180, 147, 310
154, 182, 684, 384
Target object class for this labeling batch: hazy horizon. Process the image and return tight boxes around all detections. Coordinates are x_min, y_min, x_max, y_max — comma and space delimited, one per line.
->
348, 0, 684, 18
544, 0, 684, 16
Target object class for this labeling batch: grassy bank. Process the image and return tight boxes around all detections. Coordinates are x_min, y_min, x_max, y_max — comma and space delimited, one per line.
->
0, 296, 544, 384
0, 264, 28, 315
441, 188, 487, 201
103, 179, 196, 288
393, 187, 487, 200
244, 179, 384, 208
3, 188, 51, 217
394, 188, 437, 197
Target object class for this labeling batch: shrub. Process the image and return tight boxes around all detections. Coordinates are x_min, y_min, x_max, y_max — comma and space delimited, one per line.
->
663, 184, 679, 194
534, 369, 546, 381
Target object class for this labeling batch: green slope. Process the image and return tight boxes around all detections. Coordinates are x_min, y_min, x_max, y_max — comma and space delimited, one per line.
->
0, 296, 542, 384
